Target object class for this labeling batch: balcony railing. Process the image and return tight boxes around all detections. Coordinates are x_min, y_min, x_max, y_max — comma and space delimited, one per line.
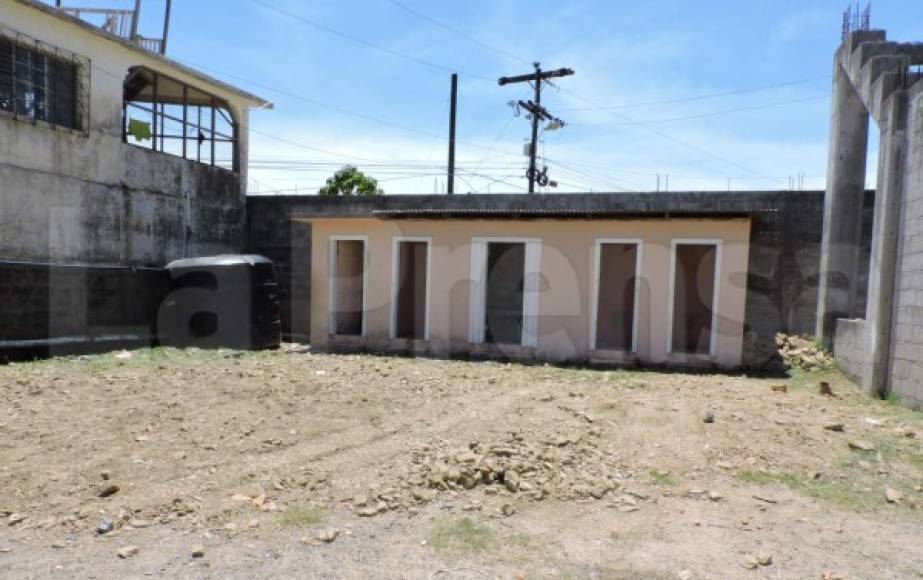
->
59, 6, 166, 55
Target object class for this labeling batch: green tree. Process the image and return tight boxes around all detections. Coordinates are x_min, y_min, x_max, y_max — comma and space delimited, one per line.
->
318, 165, 383, 196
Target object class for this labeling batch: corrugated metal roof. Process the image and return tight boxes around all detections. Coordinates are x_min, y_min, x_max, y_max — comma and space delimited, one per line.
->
370, 207, 772, 219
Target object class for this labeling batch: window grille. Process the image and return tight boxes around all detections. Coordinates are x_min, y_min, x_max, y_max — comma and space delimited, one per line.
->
0, 27, 89, 132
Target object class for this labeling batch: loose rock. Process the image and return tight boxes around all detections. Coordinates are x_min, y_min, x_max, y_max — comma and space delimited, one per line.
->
357, 506, 379, 517
98, 485, 120, 498
848, 440, 875, 452
885, 488, 902, 504
97, 519, 114, 535
117, 545, 139, 559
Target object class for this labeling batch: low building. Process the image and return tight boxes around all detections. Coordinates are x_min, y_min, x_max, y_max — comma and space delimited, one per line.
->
294, 196, 757, 368
249, 191, 876, 370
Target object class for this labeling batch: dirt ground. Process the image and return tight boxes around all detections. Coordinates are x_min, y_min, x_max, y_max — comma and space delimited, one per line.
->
1, 345, 922, 579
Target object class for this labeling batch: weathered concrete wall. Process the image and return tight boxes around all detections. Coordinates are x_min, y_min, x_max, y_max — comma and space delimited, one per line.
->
0, 145, 245, 266
0, 2, 255, 266
247, 191, 875, 368
816, 55, 874, 347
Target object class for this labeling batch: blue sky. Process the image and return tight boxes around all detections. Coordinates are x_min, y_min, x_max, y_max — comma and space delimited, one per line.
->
138, 1, 921, 193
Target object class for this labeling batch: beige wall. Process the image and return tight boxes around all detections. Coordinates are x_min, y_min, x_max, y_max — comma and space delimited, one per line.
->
310, 218, 751, 368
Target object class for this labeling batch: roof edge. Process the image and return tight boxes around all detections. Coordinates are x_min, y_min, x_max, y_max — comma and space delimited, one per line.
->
12, 0, 273, 109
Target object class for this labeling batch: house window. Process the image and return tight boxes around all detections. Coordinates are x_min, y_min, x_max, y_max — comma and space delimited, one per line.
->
123, 66, 238, 171
591, 240, 642, 352
669, 240, 721, 356
390, 238, 431, 340
329, 237, 367, 336
0, 34, 84, 131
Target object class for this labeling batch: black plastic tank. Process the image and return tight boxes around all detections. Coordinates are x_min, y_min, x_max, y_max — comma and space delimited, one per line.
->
157, 255, 281, 349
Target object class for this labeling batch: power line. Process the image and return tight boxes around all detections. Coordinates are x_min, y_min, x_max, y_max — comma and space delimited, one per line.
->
178, 57, 457, 141
544, 158, 641, 192
385, 0, 530, 65
78, 45, 637, 193
248, 0, 494, 82
352, 1, 787, 184
174, 57, 531, 165
568, 94, 830, 127
81, 16, 796, 192
471, 113, 519, 176
557, 75, 831, 111
556, 86, 783, 183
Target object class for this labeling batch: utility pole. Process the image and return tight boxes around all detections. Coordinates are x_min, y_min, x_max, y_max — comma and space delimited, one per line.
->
499, 62, 574, 193
447, 73, 458, 194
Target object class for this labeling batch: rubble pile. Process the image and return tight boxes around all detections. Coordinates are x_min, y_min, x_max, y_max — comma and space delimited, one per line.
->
352, 427, 629, 516
776, 334, 834, 370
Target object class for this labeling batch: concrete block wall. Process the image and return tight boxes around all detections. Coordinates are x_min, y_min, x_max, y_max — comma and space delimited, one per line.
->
247, 199, 312, 341
0, 260, 169, 353
888, 84, 923, 408
834, 318, 870, 383
742, 190, 873, 368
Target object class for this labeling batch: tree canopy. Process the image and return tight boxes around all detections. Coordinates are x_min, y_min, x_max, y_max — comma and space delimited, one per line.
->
318, 165, 383, 196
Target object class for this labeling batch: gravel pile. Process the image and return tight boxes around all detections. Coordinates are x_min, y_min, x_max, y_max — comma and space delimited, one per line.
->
352, 427, 629, 516
776, 334, 834, 370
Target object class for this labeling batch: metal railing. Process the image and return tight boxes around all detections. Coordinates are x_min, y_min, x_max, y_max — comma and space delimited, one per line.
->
58, 6, 166, 55
60, 8, 134, 39
136, 36, 163, 54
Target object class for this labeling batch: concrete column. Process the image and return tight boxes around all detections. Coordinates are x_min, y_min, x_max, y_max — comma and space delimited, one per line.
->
817, 62, 870, 348
865, 94, 907, 395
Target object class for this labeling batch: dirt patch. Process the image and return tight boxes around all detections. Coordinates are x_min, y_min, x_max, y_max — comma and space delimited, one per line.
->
1, 346, 922, 578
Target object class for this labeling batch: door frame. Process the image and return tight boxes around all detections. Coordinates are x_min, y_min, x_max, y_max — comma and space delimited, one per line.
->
468, 236, 542, 347
388, 236, 433, 340
666, 238, 722, 357
328, 235, 369, 337
589, 238, 643, 353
